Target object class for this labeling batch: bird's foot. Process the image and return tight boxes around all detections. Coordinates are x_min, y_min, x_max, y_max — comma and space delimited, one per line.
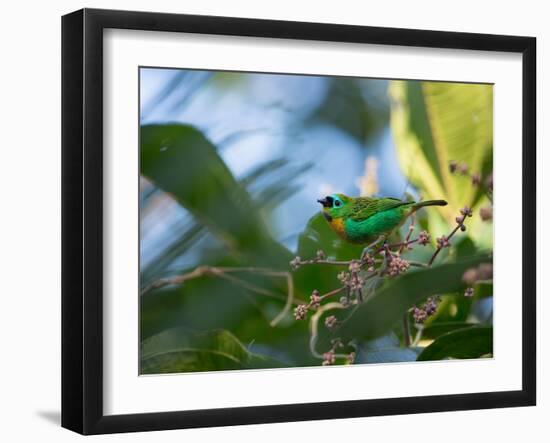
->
361, 236, 385, 261
360, 247, 373, 261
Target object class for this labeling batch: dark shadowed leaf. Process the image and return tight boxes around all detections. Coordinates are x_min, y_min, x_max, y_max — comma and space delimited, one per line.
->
421, 321, 477, 339
417, 326, 493, 361
454, 236, 478, 259
141, 328, 285, 374
139, 267, 319, 367
307, 78, 387, 142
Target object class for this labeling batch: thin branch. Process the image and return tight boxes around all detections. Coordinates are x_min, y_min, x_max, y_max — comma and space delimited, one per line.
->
294, 258, 356, 267
412, 324, 424, 347
452, 167, 493, 204
308, 302, 348, 360
319, 286, 346, 301
428, 217, 464, 266
268, 271, 294, 327
409, 261, 429, 268
214, 272, 285, 303
376, 238, 419, 254
399, 214, 416, 254
140, 266, 211, 295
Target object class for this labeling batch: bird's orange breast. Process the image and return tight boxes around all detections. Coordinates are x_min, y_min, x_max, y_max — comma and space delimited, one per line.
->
329, 217, 347, 239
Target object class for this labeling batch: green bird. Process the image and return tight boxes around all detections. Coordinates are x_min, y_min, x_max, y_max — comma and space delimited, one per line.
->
317, 194, 447, 249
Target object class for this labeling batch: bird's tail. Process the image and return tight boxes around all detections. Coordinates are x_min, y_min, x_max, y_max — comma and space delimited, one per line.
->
412, 199, 448, 210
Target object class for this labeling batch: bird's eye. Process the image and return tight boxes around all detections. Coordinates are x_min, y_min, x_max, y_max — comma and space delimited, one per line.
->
334, 200, 341, 207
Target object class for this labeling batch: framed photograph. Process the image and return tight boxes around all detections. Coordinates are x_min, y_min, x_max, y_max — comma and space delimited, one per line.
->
62, 8, 536, 435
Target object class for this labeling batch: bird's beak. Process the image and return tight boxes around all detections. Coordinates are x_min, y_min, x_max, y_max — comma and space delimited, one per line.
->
317, 197, 331, 208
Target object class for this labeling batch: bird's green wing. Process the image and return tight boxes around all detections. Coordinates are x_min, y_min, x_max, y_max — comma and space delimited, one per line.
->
349, 197, 412, 222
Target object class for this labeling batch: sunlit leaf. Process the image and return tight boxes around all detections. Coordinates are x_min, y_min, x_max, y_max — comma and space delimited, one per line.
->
417, 326, 492, 361
389, 81, 493, 228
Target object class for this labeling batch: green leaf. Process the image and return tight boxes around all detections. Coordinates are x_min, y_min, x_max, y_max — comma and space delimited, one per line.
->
292, 212, 364, 299
334, 253, 491, 343
421, 321, 477, 339
389, 81, 493, 225
141, 328, 285, 374
417, 326, 493, 361
454, 236, 478, 259
140, 272, 318, 367
474, 281, 493, 299
426, 294, 473, 324
140, 264, 289, 339
140, 124, 289, 267
297, 212, 364, 261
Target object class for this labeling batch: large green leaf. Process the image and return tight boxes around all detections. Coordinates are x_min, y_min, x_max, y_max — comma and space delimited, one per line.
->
141, 328, 285, 374
417, 326, 493, 361
333, 253, 491, 343
140, 124, 289, 267
389, 81, 493, 223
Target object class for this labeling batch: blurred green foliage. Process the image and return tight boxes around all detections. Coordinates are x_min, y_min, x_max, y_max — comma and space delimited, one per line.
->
139, 74, 493, 373
390, 81, 493, 240
141, 124, 290, 268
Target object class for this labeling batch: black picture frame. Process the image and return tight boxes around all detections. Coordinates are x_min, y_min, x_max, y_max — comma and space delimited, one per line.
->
62, 8, 536, 435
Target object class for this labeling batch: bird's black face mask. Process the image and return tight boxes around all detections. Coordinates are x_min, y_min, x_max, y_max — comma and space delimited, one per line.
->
317, 196, 334, 208
317, 196, 334, 222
